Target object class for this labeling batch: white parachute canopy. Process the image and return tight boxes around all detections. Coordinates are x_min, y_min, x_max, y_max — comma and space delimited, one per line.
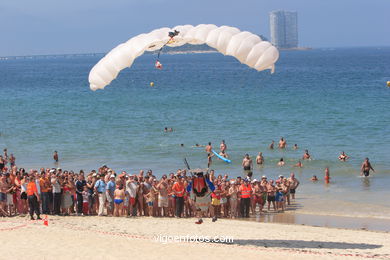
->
89, 24, 279, 91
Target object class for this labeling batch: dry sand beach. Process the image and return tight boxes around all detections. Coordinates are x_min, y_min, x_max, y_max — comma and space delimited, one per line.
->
1, 216, 390, 260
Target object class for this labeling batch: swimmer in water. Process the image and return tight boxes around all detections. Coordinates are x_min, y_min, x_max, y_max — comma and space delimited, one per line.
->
192, 144, 205, 148
324, 167, 330, 183
256, 152, 264, 165
269, 140, 275, 150
302, 149, 311, 160
219, 151, 229, 159
293, 144, 298, 150
277, 158, 285, 167
338, 151, 350, 162
311, 175, 318, 182
220, 140, 227, 153
293, 160, 303, 168
278, 137, 287, 149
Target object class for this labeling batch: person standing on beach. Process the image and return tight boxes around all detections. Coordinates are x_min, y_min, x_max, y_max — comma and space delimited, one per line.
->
157, 176, 169, 217
361, 158, 375, 177
0, 174, 9, 216
75, 173, 86, 216
94, 174, 107, 216
172, 176, 185, 218
26, 177, 41, 220
106, 175, 116, 216
266, 180, 276, 211
278, 137, 287, 149
239, 179, 251, 217
39, 172, 51, 215
113, 182, 125, 217
256, 152, 264, 165
51, 171, 62, 215
288, 173, 300, 200
228, 181, 238, 218
126, 175, 138, 216
53, 151, 59, 163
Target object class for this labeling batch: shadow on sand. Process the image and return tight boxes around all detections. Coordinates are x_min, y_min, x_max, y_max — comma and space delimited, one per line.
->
227, 239, 382, 250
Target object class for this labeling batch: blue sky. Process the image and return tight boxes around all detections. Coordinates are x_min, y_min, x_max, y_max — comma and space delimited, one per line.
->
1, 0, 389, 56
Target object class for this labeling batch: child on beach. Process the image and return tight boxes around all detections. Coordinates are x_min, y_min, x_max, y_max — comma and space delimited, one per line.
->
82, 186, 89, 215
144, 185, 157, 217
113, 183, 125, 217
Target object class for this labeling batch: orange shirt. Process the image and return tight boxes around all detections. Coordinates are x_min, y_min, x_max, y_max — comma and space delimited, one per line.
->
239, 184, 252, 198
172, 182, 185, 197
27, 182, 38, 196
39, 177, 50, 193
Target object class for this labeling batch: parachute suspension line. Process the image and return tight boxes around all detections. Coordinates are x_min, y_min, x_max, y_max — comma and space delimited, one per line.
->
154, 30, 180, 70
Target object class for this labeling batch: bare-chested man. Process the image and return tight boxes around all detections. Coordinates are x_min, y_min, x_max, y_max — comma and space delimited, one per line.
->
288, 173, 300, 200
361, 158, 375, 177
242, 154, 253, 176
266, 180, 276, 211
205, 142, 213, 167
251, 181, 264, 214
53, 151, 59, 162
278, 137, 287, 149
256, 152, 264, 165
205, 142, 212, 154
0, 174, 9, 216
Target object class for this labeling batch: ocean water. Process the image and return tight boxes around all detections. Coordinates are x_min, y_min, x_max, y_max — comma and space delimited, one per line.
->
1, 47, 389, 219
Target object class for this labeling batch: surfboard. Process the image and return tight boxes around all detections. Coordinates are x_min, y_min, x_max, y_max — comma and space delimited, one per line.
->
212, 150, 232, 163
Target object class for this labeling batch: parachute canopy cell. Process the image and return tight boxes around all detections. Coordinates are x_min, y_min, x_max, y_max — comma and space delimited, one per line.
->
88, 24, 280, 91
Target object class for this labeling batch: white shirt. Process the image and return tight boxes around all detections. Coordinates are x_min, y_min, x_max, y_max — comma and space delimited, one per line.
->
126, 181, 138, 198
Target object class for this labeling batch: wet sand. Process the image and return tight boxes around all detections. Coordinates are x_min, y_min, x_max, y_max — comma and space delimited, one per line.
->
248, 212, 390, 233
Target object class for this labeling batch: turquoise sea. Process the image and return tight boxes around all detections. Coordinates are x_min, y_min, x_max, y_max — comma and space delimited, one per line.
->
1, 47, 389, 220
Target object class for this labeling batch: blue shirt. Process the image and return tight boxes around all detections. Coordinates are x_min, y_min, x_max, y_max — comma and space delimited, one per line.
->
107, 180, 116, 195
94, 180, 106, 193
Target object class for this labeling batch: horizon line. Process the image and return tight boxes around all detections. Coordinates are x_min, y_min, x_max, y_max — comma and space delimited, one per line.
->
1, 45, 390, 59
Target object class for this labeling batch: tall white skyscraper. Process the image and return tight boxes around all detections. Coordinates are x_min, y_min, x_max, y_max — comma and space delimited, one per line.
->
270, 10, 298, 48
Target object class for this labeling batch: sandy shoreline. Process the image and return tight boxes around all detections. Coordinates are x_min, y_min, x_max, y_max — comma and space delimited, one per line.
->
2, 216, 390, 260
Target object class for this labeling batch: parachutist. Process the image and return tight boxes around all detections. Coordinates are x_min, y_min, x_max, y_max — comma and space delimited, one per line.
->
155, 60, 162, 69
168, 30, 180, 38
